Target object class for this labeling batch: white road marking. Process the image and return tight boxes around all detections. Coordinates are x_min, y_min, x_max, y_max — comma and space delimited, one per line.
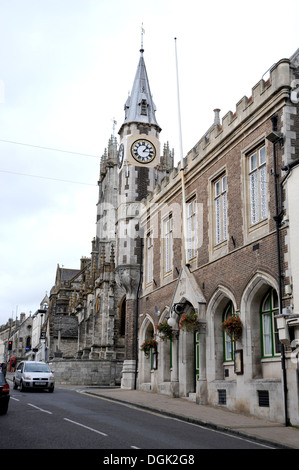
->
10, 397, 20, 401
63, 417, 108, 436
27, 403, 52, 414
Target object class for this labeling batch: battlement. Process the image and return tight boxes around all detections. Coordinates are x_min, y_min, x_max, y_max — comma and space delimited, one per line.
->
185, 58, 291, 166
149, 55, 294, 204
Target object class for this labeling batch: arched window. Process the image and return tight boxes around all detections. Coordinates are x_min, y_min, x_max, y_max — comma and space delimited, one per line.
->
26, 336, 31, 351
222, 301, 235, 362
260, 288, 279, 357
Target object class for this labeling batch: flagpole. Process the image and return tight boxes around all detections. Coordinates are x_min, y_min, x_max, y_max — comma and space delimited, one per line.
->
174, 38, 188, 266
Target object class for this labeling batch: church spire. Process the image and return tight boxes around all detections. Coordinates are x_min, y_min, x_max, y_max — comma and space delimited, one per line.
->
119, 32, 161, 135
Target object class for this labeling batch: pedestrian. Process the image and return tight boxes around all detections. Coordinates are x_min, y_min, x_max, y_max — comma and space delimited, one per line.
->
11, 359, 16, 372
1, 362, 7, 377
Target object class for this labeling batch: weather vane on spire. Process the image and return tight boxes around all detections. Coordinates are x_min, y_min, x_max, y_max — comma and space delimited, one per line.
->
112, 117, 117, 136
140, 23, 145, 52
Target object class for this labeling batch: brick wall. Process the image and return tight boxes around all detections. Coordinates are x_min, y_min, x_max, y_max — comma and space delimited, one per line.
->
139, 105, 288, 327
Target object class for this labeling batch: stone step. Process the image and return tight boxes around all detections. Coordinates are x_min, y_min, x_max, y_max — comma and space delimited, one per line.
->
182, 392, 196, 402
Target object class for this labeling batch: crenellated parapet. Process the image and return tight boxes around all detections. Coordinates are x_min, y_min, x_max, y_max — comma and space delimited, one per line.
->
148, 55, 296, 206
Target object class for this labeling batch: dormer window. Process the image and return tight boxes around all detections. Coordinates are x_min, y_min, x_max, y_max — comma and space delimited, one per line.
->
141, 99, 148, 115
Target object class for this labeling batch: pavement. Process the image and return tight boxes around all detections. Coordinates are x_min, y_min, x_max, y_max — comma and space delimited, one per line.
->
6, 372, 299, 449
81, 387, 299, 450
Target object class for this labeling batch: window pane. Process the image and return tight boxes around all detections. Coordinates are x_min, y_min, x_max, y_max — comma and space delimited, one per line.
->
250, 171, 259, 224
262, 292, 271, 312
187, 200, 196, 259
165, 236, 169, 272
215, 197, 221, 244
223, 302, 235, 362
272, 290, 278, 309
248, 146, 268, 225
214, 175, 227, 245
261, 289, 280, 358
259, 146, 266, 165
250, 152, 257, 171
260, 165, 268, 219
225, 332, 233, 361
164, 215, 173, 273
146, 233, 152, 283
263, 313, 272, 356
223, 192, 227, 240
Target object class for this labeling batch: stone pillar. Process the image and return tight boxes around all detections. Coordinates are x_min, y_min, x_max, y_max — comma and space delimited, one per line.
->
115, 265, 140, 389
196, 321, 207, 404
170, 332, 180, 397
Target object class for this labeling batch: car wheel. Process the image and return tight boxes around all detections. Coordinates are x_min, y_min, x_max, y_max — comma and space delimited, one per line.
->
48, 387, 54, 393
0, 404, 8, 415
19, 380, 25, 392
13, 379, 18, 390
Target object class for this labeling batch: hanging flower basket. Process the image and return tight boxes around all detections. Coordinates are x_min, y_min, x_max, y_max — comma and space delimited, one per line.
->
179, 313, 200, 332
140, 338, 157, 357
155, 320, 173, 341
222, 315, 243, 341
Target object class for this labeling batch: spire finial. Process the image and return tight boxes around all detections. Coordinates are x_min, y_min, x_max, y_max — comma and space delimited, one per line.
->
140, 23, 145, 53
111, 117, 117, 136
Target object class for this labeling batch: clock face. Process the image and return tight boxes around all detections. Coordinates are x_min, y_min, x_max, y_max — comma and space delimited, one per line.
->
118, 143, 124, 168
131, 139, 156, 164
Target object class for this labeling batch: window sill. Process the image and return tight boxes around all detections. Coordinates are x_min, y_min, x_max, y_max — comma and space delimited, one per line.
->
210, 240, 228, 261
244, 217, 269, 245
248, 217, 268, 233
261, 356, 281, 363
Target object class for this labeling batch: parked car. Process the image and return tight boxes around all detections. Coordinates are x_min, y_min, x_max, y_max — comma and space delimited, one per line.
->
13, 361, 55, 393
0, 371, 10, 414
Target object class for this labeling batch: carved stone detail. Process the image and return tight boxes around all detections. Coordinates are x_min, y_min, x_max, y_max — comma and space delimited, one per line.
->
115, 265, 140, 298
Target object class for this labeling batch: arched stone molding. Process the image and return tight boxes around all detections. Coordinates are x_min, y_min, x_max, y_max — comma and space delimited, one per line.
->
159, 306, 170, 323
240, 271, 279, 380
167, 266, 206, 327
206, 286, 237, 381
138, 314, 155, 387
139, 314, 155, 343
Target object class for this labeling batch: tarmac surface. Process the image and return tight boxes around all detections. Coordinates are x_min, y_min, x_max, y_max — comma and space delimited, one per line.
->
81, 386, 299, 450
6, 372, 299, 449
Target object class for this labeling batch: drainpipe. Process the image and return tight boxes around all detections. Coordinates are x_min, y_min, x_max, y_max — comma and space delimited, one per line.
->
267, 114, 288, 426
281, 158, 299, 181
134, 238, 143, 390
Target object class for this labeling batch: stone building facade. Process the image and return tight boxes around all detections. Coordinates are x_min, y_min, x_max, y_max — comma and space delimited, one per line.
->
27, 44, 299, 426
45, 44, 173, 387
135, 49, 299, 426
0, 313, 32, 366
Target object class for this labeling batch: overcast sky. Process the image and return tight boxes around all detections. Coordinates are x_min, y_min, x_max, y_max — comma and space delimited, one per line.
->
0, 0, 298, 326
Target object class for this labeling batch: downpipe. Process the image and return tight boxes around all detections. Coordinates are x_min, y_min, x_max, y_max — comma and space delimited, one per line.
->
134, 238, 143, 390
270, 114, 289, 426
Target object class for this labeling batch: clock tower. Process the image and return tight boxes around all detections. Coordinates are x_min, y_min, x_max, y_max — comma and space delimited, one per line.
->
116, 43, 161, 389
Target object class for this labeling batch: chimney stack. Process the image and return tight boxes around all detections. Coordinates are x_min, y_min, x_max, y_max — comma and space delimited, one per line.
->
213, 108, 221, 126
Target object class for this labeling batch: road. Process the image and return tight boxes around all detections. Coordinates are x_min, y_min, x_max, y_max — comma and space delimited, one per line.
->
0, 383, 272, 450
